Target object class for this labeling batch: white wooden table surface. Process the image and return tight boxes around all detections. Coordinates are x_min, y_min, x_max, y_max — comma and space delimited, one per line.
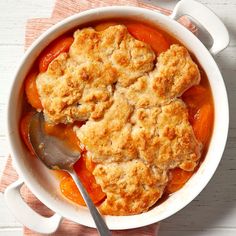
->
0, 0, 235, 235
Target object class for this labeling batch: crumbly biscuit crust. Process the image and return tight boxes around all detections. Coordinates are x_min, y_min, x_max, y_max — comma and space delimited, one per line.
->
37, 25, 155, 124
37, 25, 201, 215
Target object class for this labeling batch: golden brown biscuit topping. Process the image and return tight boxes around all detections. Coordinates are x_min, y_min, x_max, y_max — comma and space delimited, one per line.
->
36, 25, 155, 124
36, 25, 201, 215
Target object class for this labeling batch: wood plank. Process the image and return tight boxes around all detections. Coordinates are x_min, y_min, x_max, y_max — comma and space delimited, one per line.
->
0, 229, 235, 236
0, 194, 22, 228
160, 229, 236, 236
0, 0, 54, 46
0, 45, 24, 104
1, 228, 236, 236
198, 0, 236, 5
0, 229, 22, 236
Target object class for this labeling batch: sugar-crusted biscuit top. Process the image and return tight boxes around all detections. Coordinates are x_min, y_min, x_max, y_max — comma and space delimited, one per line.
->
36, 25, 202, 215
36, 25, 155, 124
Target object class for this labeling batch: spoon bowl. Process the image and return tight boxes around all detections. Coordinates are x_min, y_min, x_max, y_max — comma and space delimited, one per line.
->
29, 112, 81, 171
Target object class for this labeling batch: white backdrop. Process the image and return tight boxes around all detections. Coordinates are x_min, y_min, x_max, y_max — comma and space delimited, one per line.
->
0, 1, 235, 235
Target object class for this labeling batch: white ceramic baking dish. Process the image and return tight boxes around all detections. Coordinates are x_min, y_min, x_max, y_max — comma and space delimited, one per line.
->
4, 0, 229, 233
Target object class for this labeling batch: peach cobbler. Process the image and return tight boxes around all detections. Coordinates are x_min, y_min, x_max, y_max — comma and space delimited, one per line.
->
20, 20, 214, 215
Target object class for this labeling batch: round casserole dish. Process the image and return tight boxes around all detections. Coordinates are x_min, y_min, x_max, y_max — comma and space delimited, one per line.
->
4, 0, 229, 233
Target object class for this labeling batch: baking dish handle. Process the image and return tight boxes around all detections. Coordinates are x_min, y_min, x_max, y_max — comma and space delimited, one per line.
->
4, 178, 62, 234
170, 0, 229, 56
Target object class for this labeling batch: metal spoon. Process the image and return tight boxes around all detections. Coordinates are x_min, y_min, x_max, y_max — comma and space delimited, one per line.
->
29, 112, 111, 236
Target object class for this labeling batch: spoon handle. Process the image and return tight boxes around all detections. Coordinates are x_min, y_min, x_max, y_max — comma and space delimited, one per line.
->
69, 169, 112, 236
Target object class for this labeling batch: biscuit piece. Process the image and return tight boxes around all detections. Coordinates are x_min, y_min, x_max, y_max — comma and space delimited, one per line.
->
130, 100, 201, 169
93, 160, 168, 215
36, 25, 155, 124
75, 92, 137, 163
151, 44, 200, 100
117, 45, 200, 108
